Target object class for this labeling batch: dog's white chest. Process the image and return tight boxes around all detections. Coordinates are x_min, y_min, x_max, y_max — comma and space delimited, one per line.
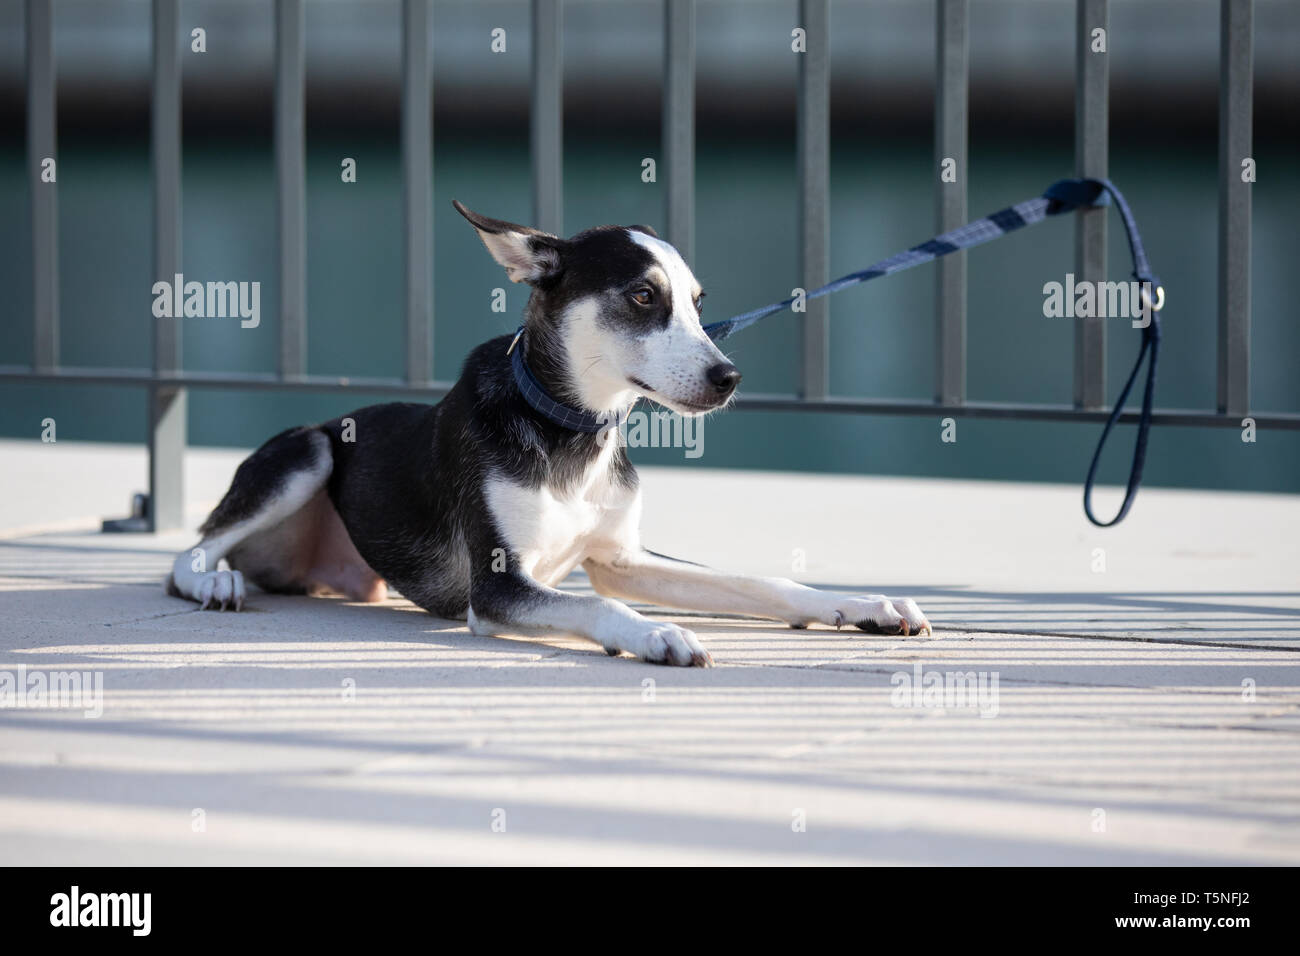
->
484, 456, 639, 587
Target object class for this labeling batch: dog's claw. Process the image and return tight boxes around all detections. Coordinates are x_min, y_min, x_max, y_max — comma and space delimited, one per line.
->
197, 576, 215, 610
833, 610, 845, 630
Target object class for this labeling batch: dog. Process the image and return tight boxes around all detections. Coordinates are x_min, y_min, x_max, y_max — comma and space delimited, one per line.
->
165, 202, 931, 666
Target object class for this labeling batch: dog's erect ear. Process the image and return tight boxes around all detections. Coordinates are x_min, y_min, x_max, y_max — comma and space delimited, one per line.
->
628, 224, 658, 239
452, 200, 563, 284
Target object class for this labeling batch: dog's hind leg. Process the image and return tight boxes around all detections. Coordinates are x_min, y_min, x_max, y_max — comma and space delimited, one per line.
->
166, 426, 334, 611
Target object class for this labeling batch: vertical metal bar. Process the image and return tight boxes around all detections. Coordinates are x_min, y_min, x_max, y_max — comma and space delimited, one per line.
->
531, 0, 563, 235
934, 0, 967, 406
1218, 0, 1252, 417
150, 0, 185, 532
1073, 0, 1108, 410
797, 0, 829, 400
276, 0, 306, 380
663, 0, 695, 264
403, 0, 433, 385
27, 0, 57, 372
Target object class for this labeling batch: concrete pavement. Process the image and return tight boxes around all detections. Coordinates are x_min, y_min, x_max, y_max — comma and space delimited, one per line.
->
1, 439, 1298, 864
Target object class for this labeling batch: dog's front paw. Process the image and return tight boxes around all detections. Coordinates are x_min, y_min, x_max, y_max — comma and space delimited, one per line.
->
812, 595, 931, 636
617, 622, 713, 667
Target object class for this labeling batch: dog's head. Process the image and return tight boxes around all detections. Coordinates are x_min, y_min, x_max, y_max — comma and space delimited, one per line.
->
454, 200, 740, 417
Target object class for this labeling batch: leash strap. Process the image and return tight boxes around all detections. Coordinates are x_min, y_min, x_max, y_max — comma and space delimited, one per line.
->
702, 196, 1058, 342
702, 177, 1163, 528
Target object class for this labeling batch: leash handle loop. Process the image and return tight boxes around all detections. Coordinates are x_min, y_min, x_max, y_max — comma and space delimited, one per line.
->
1069, 178, 1163, 527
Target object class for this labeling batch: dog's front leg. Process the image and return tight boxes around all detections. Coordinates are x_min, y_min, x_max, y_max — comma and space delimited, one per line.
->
468, 569, 713, 667
584, 550, 931, 636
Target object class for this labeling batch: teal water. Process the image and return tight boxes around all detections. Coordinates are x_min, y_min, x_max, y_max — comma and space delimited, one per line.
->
1, 132, 1297, 496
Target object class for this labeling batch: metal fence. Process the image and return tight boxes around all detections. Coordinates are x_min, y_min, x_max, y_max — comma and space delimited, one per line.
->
5, 0, 1292, 532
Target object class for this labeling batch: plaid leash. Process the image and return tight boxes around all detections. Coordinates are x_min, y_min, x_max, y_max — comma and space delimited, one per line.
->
701, 177, 1164, 527
701, 199, 1057, 342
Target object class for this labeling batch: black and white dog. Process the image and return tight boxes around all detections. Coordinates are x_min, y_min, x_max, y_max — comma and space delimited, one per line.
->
165, 202, 930, 666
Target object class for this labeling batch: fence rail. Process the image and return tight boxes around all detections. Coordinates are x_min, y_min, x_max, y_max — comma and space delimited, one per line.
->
5, 0, 1294, 532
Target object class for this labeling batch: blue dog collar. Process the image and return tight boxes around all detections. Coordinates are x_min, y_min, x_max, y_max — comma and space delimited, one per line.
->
508, 327, 623, 434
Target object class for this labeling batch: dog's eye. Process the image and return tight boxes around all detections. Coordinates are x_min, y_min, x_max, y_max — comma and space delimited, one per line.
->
630, 288, 655, 306
694, 292, 705, 314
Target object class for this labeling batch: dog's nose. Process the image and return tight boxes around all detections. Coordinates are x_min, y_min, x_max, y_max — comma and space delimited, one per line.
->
706, 362, 742, 396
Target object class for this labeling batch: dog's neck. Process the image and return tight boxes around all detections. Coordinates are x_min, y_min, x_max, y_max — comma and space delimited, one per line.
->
522, 300, 639, 420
